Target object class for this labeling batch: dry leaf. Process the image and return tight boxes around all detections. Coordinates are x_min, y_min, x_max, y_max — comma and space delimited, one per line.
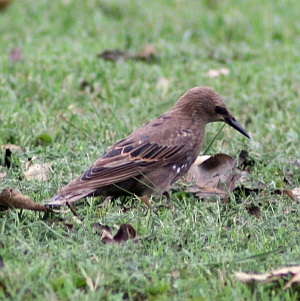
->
24, 163, 52, 181
156, 77, 170, 93
186, 185, 228, 198
97, 49, 130, 62
282, 189, 297, 202
193, 155, 211, 165
291, 188, 300, 201
9, 48, 23, 62
101, 223, 137, 244
113, 223, 136, 242
207, 68, 230, 77
97, 44, 157, 63
184, 154, 237, 198
246, 205, 261, 218
0, 188, 50, 212
235, 266, 300, 290
0, 0, 11, 11
284, 269, 300, 289
134, 44, 157, 62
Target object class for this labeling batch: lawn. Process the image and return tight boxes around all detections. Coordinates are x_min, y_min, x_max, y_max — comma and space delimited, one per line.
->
1, 0, 300, 300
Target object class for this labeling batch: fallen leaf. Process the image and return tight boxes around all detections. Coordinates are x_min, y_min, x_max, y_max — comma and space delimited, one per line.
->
24, 162, 52, 181
113, 223, 136, 242
284, 269, 300, 289
9, 48, 23, 62
206, 68, 230, 77
94, 224, 114, 242
185, 185, 228, 198
0, 0, 11, 11
283, 170, 295, 186
134, 44, 157, 62
97, 49, 130, 62
156, 77, 170, 93
0, 188, 51, 212
100, 223, 137, 244
183, 154, 237, 198
282, 189, 297, 202
97, 44, 158, 63
246, 205, 261, 218
291, 188, 300, 201
79, 80, 94, 92
193, 155, 211, 165
235, 266, 300, 290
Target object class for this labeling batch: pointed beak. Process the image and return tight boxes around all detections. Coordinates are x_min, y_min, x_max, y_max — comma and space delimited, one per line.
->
224, 116, 250, 139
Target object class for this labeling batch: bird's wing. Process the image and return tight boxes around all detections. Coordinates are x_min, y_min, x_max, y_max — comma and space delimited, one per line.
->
48, 139, 186, 204
67, 140, 185, 188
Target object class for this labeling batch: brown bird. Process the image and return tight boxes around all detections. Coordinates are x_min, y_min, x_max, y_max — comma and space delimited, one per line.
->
48, 86, 249, 205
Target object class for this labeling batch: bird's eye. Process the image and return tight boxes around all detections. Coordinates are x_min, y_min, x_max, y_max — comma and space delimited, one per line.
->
215, 106, 227, 115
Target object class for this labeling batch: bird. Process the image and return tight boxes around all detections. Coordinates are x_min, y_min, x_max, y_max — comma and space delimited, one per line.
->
48, 86, 250, 206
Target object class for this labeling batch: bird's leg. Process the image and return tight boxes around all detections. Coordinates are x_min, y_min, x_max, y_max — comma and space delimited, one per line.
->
163, 191, 170, 201
162, 191, 174, 210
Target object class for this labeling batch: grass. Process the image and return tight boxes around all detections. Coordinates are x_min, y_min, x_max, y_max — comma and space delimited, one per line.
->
1, 0, 300, 300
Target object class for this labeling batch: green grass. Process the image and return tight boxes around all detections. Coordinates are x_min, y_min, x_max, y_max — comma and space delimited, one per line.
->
1, 0, 300, 300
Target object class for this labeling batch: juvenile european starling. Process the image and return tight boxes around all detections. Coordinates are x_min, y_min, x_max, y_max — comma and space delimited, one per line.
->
48, 86, 249, 205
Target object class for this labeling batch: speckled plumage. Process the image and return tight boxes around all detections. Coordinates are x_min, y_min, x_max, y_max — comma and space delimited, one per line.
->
48, 86, 249, 205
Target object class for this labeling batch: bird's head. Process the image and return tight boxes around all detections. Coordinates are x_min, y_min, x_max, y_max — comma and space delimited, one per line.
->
174, 86, 250, 139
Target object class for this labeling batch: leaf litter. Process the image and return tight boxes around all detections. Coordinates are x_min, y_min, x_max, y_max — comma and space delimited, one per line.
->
93, 223, 137, 244
182, 153, 238, 199
235, 265, 300, 290
0, 188, 51, 212
97, 44, 158, 63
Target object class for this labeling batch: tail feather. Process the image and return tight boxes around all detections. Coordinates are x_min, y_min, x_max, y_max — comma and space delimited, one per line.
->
46, 191, 90, 206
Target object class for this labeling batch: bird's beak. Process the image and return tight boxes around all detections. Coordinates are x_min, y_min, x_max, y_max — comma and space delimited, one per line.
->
224, 116, 250, 139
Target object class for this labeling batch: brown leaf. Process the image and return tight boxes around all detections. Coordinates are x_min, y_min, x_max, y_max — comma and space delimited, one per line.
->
282, 189, 297, 202
24, 163, 52, 181
206, 68, 230, 77
134, 44, 157, 62
284, 270, 300, 289
184, 154, 237, 198
156, 77, 170, 93
97, 49, 130, 62
0, 0, 11, 11
283, 170, 295, 186
246, 205, 261, 218
291, 188, 300, 201
235, 266, 300, 289
113, 223, 136, 242
97, 44, 158, 63
0, 188, 50, 212
9, 48, 23, 62
101, 223, 137, 244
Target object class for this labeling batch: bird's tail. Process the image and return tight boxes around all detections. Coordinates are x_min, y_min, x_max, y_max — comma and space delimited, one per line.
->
46, 190, 90, 206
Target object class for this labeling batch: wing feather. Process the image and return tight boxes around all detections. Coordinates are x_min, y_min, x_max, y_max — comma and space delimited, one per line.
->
61, 141, 187, 192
